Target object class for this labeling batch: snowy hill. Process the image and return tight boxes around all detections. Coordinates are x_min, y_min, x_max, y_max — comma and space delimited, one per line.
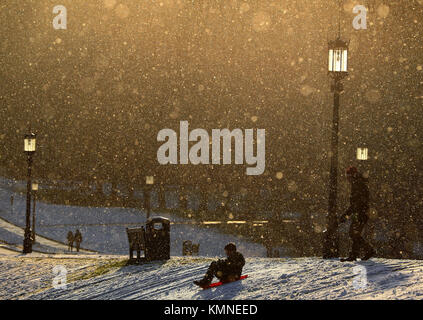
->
1, 254, 422, 300
0, 177, 266, 256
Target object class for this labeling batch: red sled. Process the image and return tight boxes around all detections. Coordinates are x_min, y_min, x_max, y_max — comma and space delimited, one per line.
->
202, 275, 248, 290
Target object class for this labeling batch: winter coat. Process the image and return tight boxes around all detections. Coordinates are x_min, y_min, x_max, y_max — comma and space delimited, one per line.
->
67, 232, 74, 243
74, 231, 82, 244
221, 251, 245, 279
345, 175, 369, 220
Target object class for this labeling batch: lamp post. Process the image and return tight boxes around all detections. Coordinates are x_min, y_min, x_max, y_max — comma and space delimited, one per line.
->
31, 182, 38, 243
145, 176, 154, 219
323, 37, 349, 259
23, 133, 36, 254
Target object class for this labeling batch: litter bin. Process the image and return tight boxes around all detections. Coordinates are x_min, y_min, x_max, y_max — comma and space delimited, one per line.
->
145, 217, 170, 261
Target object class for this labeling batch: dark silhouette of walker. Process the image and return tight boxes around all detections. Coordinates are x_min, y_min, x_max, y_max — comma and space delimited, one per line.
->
126, 216, 170, 263
67, 231, 74, 252
74, 229, 83, 252
339, 166, 375, 261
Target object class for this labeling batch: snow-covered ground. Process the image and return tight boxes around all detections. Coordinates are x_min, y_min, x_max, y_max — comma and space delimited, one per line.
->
1, 177, 422, 300
1, 253, 422, 300
0, 177, 266, 257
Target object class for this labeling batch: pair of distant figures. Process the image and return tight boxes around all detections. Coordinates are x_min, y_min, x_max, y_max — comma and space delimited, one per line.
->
67, 230, 83, 252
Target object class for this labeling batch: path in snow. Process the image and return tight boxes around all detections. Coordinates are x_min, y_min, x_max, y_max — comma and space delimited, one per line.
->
0, 216, 94, 254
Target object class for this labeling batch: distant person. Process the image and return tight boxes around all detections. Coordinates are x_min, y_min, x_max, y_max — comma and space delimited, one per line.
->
67, 231, 74, 252
194, 243, 245, 288
74, 229, 82, 252
339, 166, 375, 261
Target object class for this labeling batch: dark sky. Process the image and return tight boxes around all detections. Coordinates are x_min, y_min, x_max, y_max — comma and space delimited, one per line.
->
0, 1, 422, 213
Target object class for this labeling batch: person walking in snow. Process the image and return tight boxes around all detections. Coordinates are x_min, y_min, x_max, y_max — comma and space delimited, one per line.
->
194, 243, 245, 288
67, 231, 74, 252
74, 229, 82, 252
339, 166, 375, 261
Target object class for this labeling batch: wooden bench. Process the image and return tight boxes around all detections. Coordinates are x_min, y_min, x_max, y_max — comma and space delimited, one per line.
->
126, 227, 146, 262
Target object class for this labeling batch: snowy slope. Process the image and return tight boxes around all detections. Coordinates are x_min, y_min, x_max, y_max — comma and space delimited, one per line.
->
0, 177, 266, 257
0, 216, 95, 254
1, 255, 422, 300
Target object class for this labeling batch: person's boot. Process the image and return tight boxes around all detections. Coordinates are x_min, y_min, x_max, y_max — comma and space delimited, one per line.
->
342, 238, 360, 262
340, 254, 357, 262
361, 247, 375, 261
194, 277, 211, 288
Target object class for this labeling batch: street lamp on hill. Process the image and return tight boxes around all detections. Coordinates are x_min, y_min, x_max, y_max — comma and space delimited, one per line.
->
23, 133, 36, 254
323, 37, 349, 259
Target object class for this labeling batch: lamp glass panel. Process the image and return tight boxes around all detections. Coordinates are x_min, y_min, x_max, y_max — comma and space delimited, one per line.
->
146, 176, 154, 185
329, 48, 348, 72
357, 148, 368, 160
342, 49, 348, 72
328, 49, 334, 71
24, 138, 36, 152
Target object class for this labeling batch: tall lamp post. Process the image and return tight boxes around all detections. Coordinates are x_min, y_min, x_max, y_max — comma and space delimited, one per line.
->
31, 182, 38, 243
23, 133, 36, 254
145, 176, 154, 219
323, 38, 349, 259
